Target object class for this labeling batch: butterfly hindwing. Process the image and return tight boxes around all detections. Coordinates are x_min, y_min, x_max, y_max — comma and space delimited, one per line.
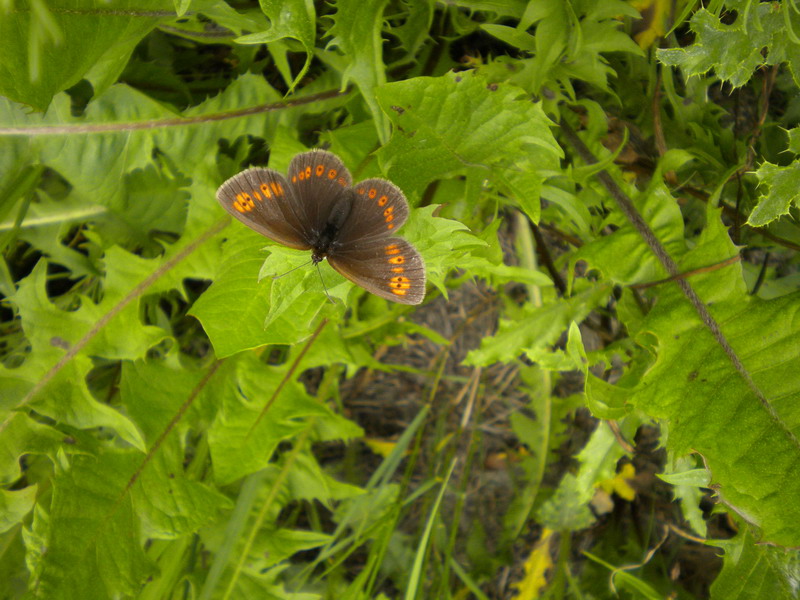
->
327, 236, 426, 305
334, 179, 410, 244
287, 150, 353, 235
217, 167, 311, 250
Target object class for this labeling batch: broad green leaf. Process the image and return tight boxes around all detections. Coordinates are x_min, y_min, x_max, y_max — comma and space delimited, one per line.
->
207, 353, 360, 485
121, 356, 221, 440
569, 169, 688, 288
375, 71, 561, 197
189, 228, 326, 355
133, 443, 233, 539
0, 0, 172, 111
26, 451, 154, 598
632, 284, 800, 547
0, 74, 282, 214
579, 190, 799, 545
286, 452, 364, 509
710, 529, 800, 600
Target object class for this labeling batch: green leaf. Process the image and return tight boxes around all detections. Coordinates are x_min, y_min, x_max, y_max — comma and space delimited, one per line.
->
133, 443, 233, 539
657, 4, 800, 88
207, 353, 361, 485
660, 457, 709, 537
329, 0, 390, 142
536, 473, 595, 531
190, 228, 324, 355
237, 0, 316, 93
747, 161, 800, 227
375, 71, 561, 197
0, 0, 172, 111
710, 528, 800, 600
26, 451, 155, 598
465, 284, 612, 366
0, 485, 37, 533
632, 285, 800, 547
0, 412, 70, 486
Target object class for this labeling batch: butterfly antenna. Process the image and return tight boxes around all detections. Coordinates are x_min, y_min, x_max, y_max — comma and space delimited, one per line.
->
272, 259, 313, 280
316, 261, 336, 304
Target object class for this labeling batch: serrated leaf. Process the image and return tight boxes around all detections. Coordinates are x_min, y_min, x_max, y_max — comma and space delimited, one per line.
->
710, 529, 800, 600
375, 71, 561, 197
464, 285, 611, 366
0, 412, 68, 486
657, 4, 800, 88
208, 353, 359, 485
27, 451, 154, 598
237, 0, 316, 93
747, 161, 800, 227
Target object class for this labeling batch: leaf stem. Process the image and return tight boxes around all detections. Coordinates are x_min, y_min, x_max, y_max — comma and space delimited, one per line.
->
558, 116, 799, 451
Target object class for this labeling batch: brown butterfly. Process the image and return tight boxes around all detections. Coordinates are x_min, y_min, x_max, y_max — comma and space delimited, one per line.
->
216, 150, 426, 304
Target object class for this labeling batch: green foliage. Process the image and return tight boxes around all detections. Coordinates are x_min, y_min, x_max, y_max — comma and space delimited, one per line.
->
2, 0, 800, 598
658, 1, 800, 88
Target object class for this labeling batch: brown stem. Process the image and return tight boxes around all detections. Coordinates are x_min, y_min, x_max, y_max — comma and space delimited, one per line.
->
559, 117, 798, 451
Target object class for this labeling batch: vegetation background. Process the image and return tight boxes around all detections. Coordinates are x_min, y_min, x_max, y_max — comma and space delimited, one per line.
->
1, 0, 799, 598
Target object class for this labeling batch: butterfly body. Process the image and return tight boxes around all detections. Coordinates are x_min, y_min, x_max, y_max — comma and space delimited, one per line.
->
217, 150, 426, 305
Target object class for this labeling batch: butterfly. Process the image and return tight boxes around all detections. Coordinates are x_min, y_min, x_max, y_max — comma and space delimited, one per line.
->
216, 149, 426, 305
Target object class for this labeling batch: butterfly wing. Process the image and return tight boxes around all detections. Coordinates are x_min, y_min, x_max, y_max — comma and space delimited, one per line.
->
287, 150, 353, 237
327, 236, 426, 305
217, 167, 311, 250
327, 180, 424, 304
334, 178, 409, 243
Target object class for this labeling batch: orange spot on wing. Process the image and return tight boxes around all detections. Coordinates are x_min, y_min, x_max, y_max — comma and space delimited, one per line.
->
368, 188, 377, 199
271, 182, 280, 195
316, 164, 325, 176
304, 166, 312, 178
389, 276, 411, 290
389, 255, 405, 265
378, 195, 388, 206
385, 245, 400, 255
260, 183, 272, 198
392, 267, 404, 273
327, 169, 337, 179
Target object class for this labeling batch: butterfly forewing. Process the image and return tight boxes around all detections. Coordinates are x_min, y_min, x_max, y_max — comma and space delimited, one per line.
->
287, 150, 353, 235
217, 168, 311, 250
327, 237, 426, 305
